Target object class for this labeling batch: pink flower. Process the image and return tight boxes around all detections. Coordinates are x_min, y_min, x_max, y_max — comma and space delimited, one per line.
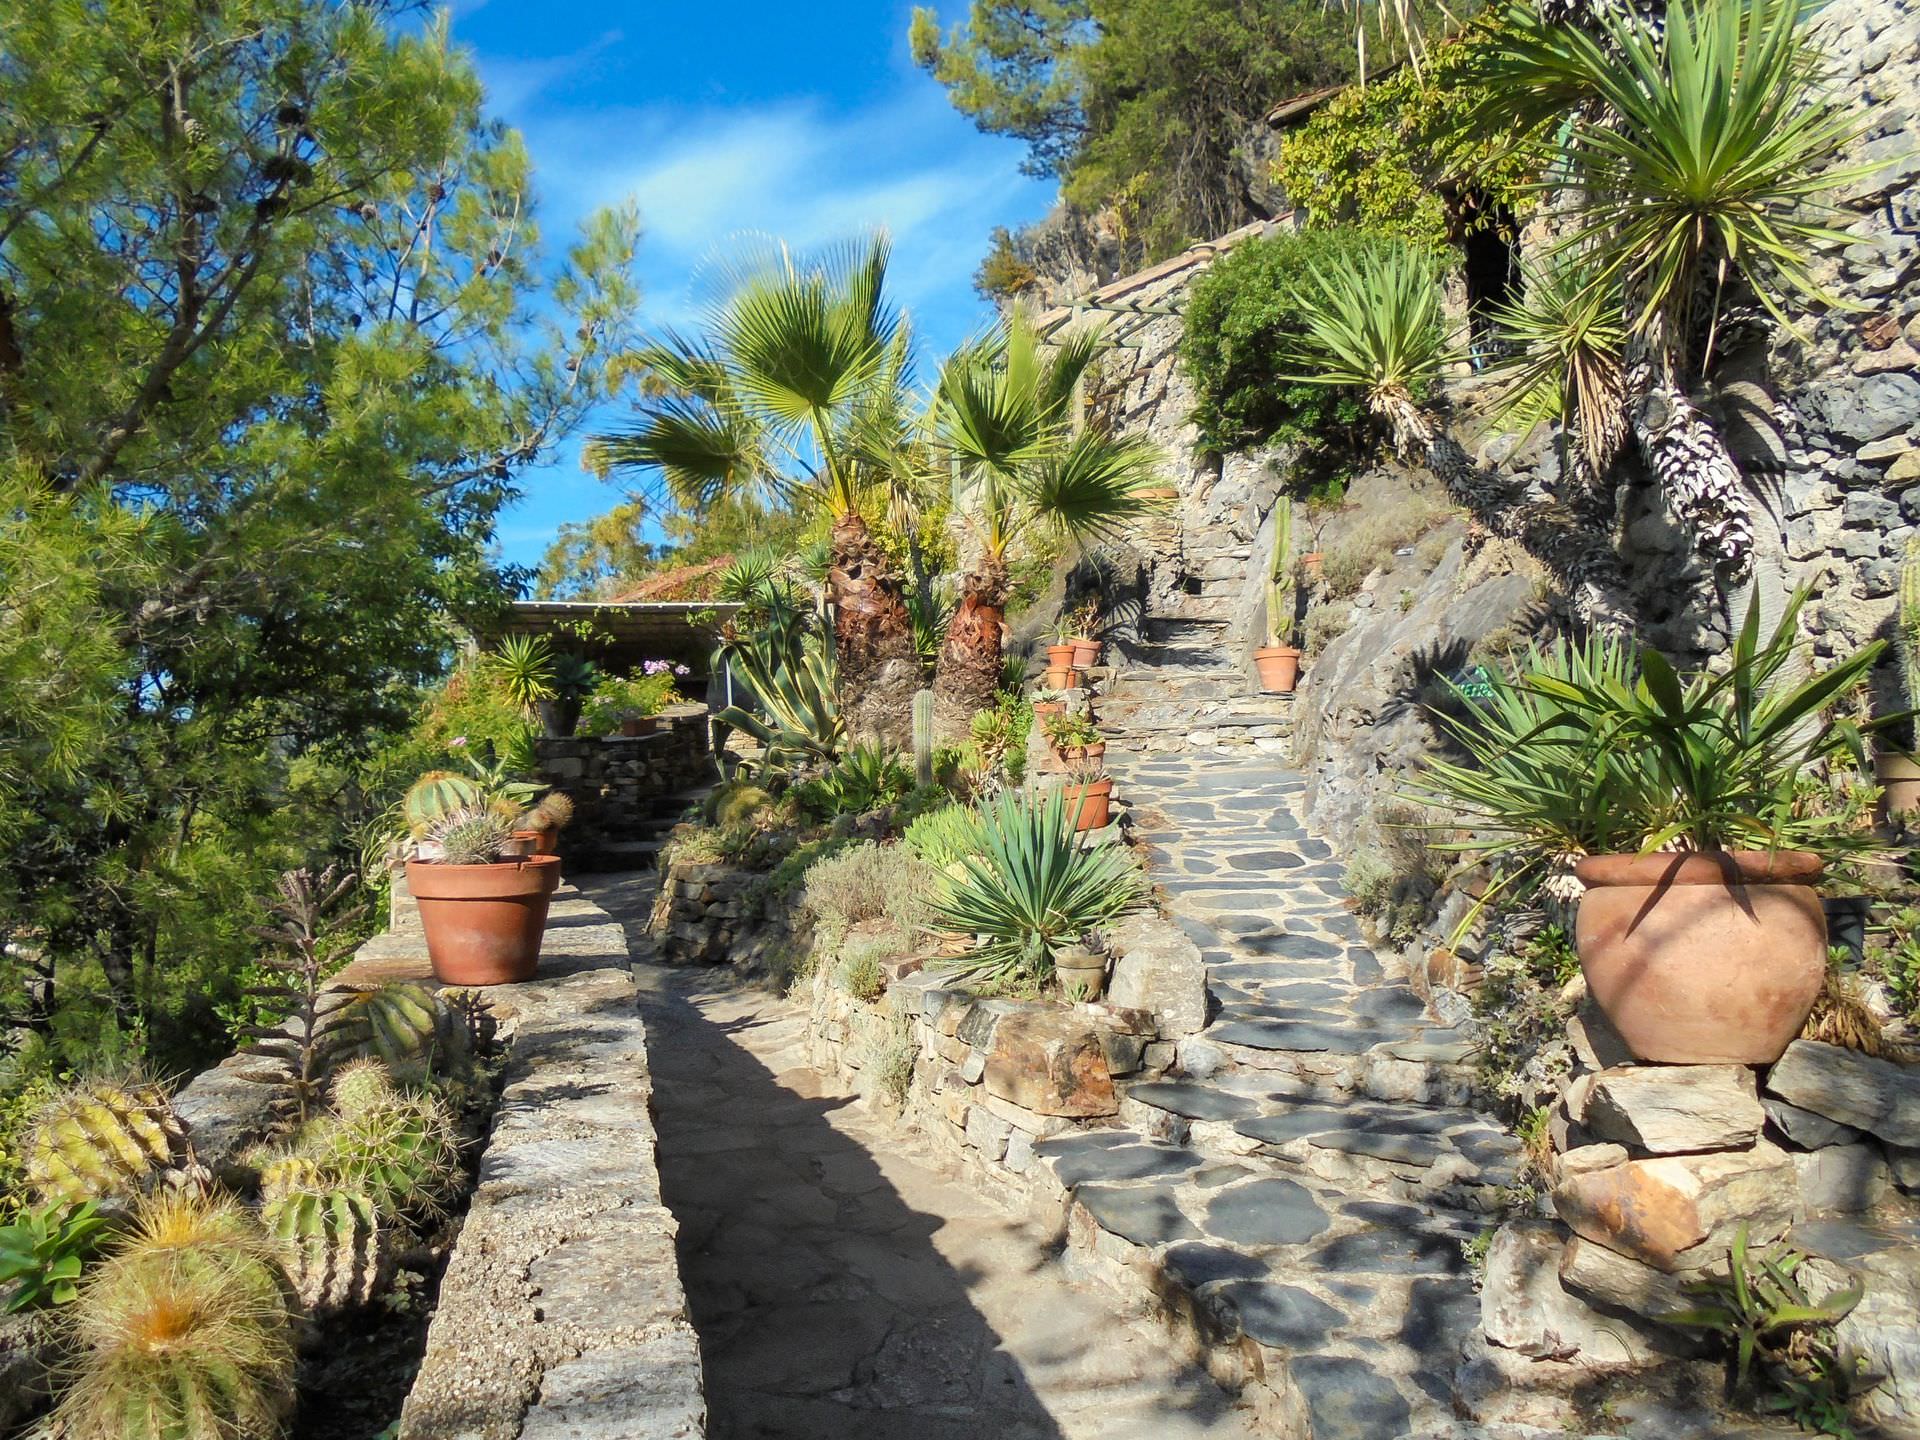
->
673, 664, 690, 677
449, 735, 468, 748
643, 659, 668, 676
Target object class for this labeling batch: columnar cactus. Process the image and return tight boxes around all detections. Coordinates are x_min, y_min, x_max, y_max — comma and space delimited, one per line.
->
263, 1187, 392, 1313
913, 689, 936, 788
1899, 536, 1920, 712
524, 789, 575, 833
27, 1080, 197, 1208
1266, 497, 1297, 648
403, 771, 485, 838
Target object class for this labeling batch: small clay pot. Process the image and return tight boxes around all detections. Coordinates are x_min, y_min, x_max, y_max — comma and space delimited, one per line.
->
1044, 667, 1073, 690
1083, 741, 1106, 761
1573, 850, 1826, 1064
1066, 778, 1113, 832
1033, 701, 1064, 718
1045, 643, 1076, 670
1253, 645, 1302, 694
512, 829, 558, 856
1070, 637, 1100, 668
1054, 946, 1107, 1001
1875, 749, 1920, 825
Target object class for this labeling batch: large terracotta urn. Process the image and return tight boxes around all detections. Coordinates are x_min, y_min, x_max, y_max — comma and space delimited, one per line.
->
407, 855, 561, 986
1573, 850, 1826, 1064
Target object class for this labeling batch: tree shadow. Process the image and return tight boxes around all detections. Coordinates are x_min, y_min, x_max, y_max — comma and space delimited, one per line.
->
578, 874, 1254, 1440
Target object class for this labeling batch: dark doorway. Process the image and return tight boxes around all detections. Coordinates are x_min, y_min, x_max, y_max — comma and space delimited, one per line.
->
1461, 204, 1521, 370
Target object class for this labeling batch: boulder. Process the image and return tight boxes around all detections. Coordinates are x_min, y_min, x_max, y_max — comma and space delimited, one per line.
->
1105, 914, 1208, 1037
1765, 1040, 1920, 1148
1481, 1222, 1662, 1363
1583, 1064, 1764, 1155
1551, 1142, 1797, 1271
982, 1010, 1119, 1117
1794, 1144, 1891, 1215
1800, 1223, 1920, 1439
1556, 1143, 1630, 1179
1558, 1237, 1693, 1317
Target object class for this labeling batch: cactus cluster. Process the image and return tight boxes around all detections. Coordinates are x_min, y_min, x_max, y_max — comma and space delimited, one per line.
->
327, 1058, 400, 1119
263, 1187, 391, 1314
54, 1192, 295, 1440
426, 804, 515, 865
522, 789, 575, 833
26, 1080, 200, 1209
261, 1090, 461, 1221
403, 770, 485, 838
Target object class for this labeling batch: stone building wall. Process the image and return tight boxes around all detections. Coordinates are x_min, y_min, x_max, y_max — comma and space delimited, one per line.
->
533, 704, 716, 868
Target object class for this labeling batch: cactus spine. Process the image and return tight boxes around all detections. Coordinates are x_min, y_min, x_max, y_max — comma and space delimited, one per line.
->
55, 1192, 295, 1440
912, 689, 935, 788
327, 1058, 400, 1119
264, 1187, 391, 1313
524, 789, 574, 833
27, 1080, 198, 1208
268, 1091, 462, 1220
403, 771, 485, 838
426, 805, 514, 865
1266, 497, 1296, 648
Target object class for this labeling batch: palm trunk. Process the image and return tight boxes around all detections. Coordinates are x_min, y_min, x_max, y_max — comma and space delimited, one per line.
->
1625, 321, 1754, 577
1377, 389, 1636, 636
932, 556, 1010, 740
827, 510, 920, 749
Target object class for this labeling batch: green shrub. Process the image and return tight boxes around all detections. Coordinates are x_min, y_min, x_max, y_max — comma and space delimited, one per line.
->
1320, 495, 1456, 598
794, 743, 913, 820
798, 843, 936, 948
839, 952, 887, 1003
1300, 601, 1349, 658
1181, 227, 1383, 459
578, 669, 680, 736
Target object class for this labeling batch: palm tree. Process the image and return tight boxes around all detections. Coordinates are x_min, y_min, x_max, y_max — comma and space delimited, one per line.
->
590, 234, 923, 743
1285, 244, 1636, 634
926, 310, 1161, 728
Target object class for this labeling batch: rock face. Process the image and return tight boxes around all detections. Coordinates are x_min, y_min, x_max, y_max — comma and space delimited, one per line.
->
1582, 1064, 1764, 1155
1550, 1143, 1797, 1271
1557, 1237, 1693, 1318
1765, 1040, 1920, 1148
1480, 1222, 1661, 1363
983, 1011, 1119, 1117
1801, 1221, 1920, 1439
1105, 913, 1208, 1037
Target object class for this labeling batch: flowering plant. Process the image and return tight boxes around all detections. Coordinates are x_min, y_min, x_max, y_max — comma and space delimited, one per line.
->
580, 668, 683, 735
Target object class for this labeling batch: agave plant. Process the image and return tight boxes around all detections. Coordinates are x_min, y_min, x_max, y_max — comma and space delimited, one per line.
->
713, 581, 844, 774
931, 788, 1146, 987
1285, 242, 1635, 633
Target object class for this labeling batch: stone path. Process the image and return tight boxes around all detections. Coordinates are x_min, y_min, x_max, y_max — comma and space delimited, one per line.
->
1050, 750, 1519, 1437
585, 876, 1265, 1440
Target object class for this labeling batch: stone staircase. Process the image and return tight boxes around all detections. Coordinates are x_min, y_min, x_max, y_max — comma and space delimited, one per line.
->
1095, 616, 1295, 756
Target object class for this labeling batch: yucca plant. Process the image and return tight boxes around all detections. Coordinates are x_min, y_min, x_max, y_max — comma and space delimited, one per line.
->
1486, 252, 1628, 487
926, 308, 1161, 726
1285, 242, 1636, 633
486, 633, 557, 714
930, 788, 1146, 987
1409, 589, 1892, 936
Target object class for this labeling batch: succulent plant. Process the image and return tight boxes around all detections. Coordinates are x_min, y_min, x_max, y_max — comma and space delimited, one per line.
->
238, 865, 367, 1124
403, 770, 486, 839
325, 982, 472, 1087
1899, 536, 1920, 718
913, 689, 935, 788
54, 1192, 296, 1440
523, 790, 575, 833
425, 805, 515, 865
326, 1059, 400, 1119
26, 1080, 200, 1209
263, 1187, 392, 1313
267, 1092, 462, 1221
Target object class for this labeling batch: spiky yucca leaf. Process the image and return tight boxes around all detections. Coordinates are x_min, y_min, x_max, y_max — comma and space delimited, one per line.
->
1486, 255, 1628, 477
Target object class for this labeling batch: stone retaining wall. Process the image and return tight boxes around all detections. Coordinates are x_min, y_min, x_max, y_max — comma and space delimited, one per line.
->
534, 706, 715, 868
650, 859, 762, 965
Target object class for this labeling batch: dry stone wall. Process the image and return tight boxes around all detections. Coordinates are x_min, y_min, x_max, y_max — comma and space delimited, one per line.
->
533, 706, 715, 868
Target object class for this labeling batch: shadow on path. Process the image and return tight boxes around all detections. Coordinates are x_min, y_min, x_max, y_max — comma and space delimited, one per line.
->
580, 872, 1258, 1440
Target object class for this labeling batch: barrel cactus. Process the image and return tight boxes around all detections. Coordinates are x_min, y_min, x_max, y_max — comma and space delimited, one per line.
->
325, 982, 470, 1086
427, 805, 515, 865
327, 1058, 400, 1119
55, 1192, 295, 1440
27, 1080, 197, 1209
263, 1187, 392, 1313
265, 1091, 462, 1221
403, 770, 485, 838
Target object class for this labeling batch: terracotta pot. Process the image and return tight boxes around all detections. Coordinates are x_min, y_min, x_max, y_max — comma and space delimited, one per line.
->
1083, 741, 1106, 761
1063, 744, 1086, 761
1875, 749, 1920, 822
1033, 701, 1064, 719
1044, 667, 1074, 690
1070, 637, 1100, 668
1055, 950, 1107, 1001
1573, 850, 1826, 1064
1045, 643, 1076, 670
500, 833, 537, 858
1253, 645, 1302, 694
406, 855, 562, 986
512, 829, 558, 856
1299, 551, 1324, 580
1065, 778, 1113, 832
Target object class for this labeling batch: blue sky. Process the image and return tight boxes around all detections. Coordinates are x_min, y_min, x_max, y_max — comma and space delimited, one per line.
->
445, 0, 1057, 573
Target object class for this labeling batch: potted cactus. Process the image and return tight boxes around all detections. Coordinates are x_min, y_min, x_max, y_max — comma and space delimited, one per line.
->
405, 807, 561, 985
512, 790, 574, 856
1062, 761, 1114, 832
1253, 498, 1303, 694
1067, 598, 1102, 669
1876, 537, 1920, 822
